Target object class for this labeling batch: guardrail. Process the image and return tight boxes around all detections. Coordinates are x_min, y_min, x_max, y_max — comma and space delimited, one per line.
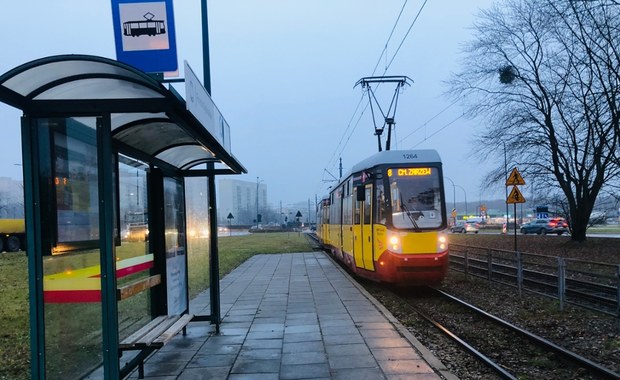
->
449, 244, 620, 317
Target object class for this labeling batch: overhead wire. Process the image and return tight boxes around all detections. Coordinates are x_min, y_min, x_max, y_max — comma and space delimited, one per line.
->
321, 0, 411, 182
383, 0, 429, 72
370, 0, 409, 76
398, 98, 459, 145
319, 0, 429, 192
410, 112, 465, 148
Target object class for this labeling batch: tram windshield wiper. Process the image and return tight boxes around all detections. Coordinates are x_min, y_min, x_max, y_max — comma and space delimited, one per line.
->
399, 195, 421, 231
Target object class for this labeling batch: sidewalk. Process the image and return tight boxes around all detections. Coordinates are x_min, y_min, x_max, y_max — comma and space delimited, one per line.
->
126, 251, 455, 379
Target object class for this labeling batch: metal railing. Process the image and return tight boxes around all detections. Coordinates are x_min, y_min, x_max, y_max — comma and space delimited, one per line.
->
449, 244, 620, 317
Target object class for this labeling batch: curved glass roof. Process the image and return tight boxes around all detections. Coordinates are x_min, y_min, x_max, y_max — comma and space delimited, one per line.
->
0, 54, 245, 174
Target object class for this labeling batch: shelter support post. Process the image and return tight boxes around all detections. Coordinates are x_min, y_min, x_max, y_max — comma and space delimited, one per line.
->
22, 116, 45, 379
97, 115, 120, 377
208, 163, 221, 332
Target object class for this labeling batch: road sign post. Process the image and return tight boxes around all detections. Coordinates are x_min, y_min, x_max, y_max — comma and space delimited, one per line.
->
506, 168, 526, 252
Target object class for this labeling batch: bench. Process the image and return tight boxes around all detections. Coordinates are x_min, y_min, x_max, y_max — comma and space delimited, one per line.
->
119, 314, 194, 378
117, 275, 194, 378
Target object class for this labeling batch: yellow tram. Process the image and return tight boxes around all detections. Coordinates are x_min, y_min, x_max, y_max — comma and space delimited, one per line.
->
316, 149, 449, 285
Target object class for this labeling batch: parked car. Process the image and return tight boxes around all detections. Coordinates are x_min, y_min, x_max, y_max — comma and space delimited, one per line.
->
520, 218, 568, 235
450, 220, 479, 234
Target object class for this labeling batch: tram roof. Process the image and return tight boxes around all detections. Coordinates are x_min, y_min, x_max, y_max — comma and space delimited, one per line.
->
0, 54, 246, 174
349, 149, 441, 174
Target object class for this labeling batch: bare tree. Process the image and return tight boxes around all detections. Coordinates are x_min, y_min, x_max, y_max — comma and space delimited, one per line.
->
449, 0, 620, 241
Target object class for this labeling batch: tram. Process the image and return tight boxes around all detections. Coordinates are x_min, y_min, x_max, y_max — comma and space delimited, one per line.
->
123, 18, 166, 37
316, 149, 449, 285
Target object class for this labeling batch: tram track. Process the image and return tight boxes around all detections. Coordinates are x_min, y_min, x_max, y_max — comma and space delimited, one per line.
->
383, 286, 620, 379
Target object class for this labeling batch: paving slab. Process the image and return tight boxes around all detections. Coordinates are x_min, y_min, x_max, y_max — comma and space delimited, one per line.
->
126, 251, 455, 379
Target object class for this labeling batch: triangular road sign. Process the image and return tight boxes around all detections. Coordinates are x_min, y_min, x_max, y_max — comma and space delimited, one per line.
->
506, 186, 526, 204
506, 167, 525, 186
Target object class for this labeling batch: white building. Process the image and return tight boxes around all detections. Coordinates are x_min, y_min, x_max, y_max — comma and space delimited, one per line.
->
218, 178, 267, 225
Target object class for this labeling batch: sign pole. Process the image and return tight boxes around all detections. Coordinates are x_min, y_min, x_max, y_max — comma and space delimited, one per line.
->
505, 167, 526, 254
514, 203, 517, 252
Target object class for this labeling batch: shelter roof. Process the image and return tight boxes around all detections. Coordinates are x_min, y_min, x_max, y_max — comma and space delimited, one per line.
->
0, 54, 245, 173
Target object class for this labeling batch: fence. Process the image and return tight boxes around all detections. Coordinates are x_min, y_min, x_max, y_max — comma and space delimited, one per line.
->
449, 244, 620, 318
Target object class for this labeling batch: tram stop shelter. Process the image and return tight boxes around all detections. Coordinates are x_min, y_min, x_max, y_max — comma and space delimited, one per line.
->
0, 55, 246, 379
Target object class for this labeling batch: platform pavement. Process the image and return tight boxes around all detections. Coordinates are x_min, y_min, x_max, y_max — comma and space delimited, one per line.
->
125, 251, 457, 379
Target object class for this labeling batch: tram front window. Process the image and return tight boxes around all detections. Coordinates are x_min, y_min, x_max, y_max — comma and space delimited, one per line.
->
388, 167, 444, 229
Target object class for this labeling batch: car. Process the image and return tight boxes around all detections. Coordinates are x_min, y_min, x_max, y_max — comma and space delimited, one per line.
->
520, 218, 568, 235
450, 220, 479, 234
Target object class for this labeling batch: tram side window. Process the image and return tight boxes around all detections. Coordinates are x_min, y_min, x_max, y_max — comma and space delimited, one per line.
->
343, 192, 352, 225
354, 188, 361, 224
375, 182, 386, 224
364, 187, 371, 224
330, 189, 342, 225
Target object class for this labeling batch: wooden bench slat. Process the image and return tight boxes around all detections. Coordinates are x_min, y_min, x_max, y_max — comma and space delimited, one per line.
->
152, 314, 194, 347
117, 274, 161, 301
137, 315, 180, 347
120, 315, 168, 349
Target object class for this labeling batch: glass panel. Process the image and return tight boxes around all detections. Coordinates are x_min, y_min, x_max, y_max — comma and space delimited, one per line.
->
375, 181, 386, 224
41, 117, 103, 379
54, 122, 99, 248
4, 60, 148, 96
116, 157, 151, 341
36, 78, 164, 100
157, 145, 214, 169
364, 186, 372, 225
185, 177, 210, 301
164, 178, 187, 315
388, 166, 444, 230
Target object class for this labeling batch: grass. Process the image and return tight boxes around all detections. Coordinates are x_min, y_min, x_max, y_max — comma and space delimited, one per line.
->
0, 232, 313, 380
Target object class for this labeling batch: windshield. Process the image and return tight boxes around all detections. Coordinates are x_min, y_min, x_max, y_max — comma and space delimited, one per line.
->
388, 167, 444, 229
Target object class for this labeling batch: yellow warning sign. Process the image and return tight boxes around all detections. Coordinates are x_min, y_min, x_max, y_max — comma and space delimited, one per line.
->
506, 168, 525, 186
506, 186, 526, 204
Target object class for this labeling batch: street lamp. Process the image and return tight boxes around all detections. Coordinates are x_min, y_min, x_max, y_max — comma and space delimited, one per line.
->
503, 141, 509, 227
256, 176, 263, 228
444, 176, 456, 224
454, 184, 467, 218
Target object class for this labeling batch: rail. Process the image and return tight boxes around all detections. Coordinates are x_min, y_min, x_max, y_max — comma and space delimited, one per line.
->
449, 244, 620, 317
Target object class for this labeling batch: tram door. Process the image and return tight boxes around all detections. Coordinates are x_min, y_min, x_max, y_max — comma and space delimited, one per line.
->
361, 184, 375, 270
354, 185, 375, 271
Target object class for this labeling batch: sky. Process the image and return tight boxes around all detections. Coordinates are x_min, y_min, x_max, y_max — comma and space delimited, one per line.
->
0, 0, 501, 211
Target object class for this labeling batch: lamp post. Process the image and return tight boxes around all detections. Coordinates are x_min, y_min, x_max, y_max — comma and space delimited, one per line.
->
454, 184, 467, 218
503, 141, 509, 227
256, 177, 263, 228
444, 176, 456, 224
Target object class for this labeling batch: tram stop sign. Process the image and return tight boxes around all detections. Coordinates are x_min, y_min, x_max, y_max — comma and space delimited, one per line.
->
111, 0, 179, 73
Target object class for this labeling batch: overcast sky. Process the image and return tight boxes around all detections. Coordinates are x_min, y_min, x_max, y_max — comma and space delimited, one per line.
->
0, 0, 501, 210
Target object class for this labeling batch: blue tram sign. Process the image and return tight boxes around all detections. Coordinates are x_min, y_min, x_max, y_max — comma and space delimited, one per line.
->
111, 0, 178, 73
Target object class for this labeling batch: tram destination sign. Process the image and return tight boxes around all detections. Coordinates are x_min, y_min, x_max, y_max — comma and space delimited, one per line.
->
388, 167, 432, 177
111, 0, 178, 73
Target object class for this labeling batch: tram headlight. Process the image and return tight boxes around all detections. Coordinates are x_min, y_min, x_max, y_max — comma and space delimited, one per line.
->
437, 232, 448, 251
389, 235, 402, 253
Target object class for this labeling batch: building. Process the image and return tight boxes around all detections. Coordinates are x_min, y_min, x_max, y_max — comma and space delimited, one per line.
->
218, 178, 267, 225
